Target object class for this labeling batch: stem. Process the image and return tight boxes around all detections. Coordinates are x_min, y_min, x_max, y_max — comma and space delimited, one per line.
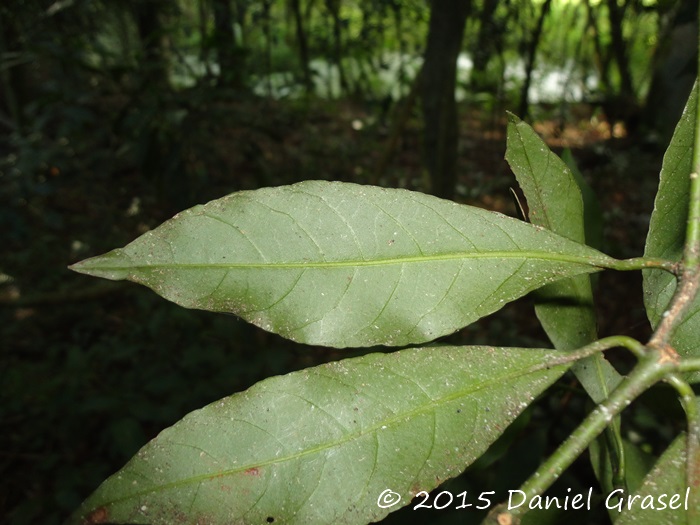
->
483, 354, 674, 525
546, 335, 645, 365
686, 27, 700, 522
667, 373, 700, 522
515, 356, 665, 506
686, 171, 700, 268
648, 100, 700, 350
605, 256, 678, 273
678, 358, 700, 374
687, 422, 700, 524
687, 70, 700, 265
693, 78, 700, 250
482, 76, 700, 525
664, 374, 698, 429
480, 152, 700, 524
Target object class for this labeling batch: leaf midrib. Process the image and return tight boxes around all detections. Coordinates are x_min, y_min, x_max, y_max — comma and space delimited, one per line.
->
85, 249, 611, 272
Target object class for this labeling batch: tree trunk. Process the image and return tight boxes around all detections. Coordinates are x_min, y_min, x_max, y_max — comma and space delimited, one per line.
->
606, 0, 634, 100
290, 0, 312, 93
389, 0, 406, 91
642, 0, 698, 142
421, 0, 471, 200
0, 8, 23, 129
132, 0, 169, 86
233, 0, 249, 47
585, 0, 612, 95
198, 0, 214, 80
375, 66, 424, 185
261, 0, 273, 97
470, 0, 499, 90
518, 0, 552, 119
324, 0, 348, 97
211, 0, 242, 88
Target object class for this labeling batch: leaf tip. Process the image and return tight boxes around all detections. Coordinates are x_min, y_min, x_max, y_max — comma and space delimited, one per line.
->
506, 111, 521, 125
68, 250, 130, 281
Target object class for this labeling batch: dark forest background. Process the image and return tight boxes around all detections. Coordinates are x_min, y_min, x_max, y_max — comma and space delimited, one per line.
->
1, 1, 698, 524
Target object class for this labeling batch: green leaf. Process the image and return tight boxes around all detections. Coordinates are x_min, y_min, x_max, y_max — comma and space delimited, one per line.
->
561, 148, 604, 253
70, 181, 614, 348
614, 433, 698, 524
505, 112, 595, 348
506, 115, 627, 499
505, 113, 586, 243
589, 437, 657, 521
643, 82, 699, 382
505, 113, 620, 402
68, 345, 572, 525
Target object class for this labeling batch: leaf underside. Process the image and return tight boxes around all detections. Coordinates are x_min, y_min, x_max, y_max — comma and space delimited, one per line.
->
68, 345, 571, 525
70, 181, 613, 348
643, 82, 699, 382
615, 434, 698, 525
505, 113, 621, 403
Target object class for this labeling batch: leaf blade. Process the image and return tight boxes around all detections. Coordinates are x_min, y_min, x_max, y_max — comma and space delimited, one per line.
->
643, 82, 699, 381
71, 181, 614, 348
505, 115, 627, 498
615, 433, 697, 524
505, 112, 586, 243
505, 113, 621, 401
68, 345, 572, 525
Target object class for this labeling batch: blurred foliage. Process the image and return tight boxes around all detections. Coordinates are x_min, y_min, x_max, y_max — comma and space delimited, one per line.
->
0, 0, 695, 523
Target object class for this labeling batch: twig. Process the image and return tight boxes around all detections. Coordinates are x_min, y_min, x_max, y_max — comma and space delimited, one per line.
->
483, 353, 674, 525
